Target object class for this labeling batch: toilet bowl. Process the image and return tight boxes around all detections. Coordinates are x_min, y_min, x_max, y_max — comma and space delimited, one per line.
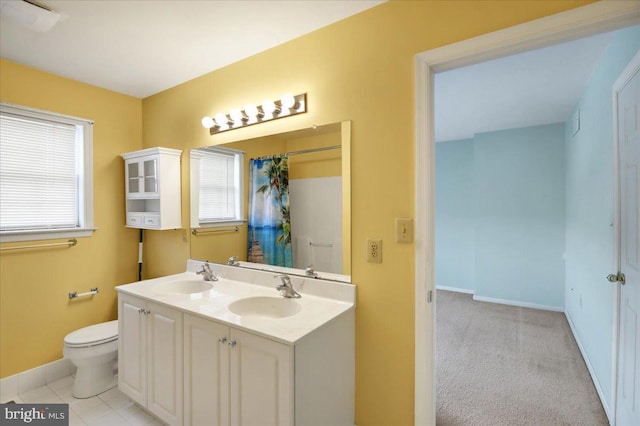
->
63, 320, 118, 398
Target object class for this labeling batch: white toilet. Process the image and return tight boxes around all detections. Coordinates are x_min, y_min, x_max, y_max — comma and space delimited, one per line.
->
63, 320, 119, 398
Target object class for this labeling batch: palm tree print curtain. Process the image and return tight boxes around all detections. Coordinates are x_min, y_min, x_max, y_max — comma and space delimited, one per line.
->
247, 154, 293, 267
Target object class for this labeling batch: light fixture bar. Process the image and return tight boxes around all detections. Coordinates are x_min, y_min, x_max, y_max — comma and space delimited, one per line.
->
202, 93, 307, 135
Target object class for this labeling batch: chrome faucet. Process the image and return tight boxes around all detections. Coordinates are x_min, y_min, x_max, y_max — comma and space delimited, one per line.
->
305, 265, 319, 278
197, 263, 218, 281
274, 274, 301, 298
227, 256, 240, 266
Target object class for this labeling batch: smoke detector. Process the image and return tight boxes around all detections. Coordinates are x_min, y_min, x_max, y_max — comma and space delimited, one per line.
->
0, 0, 60, 32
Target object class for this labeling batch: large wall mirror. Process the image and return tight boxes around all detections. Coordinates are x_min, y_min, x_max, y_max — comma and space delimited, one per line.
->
190, 121, 351, 282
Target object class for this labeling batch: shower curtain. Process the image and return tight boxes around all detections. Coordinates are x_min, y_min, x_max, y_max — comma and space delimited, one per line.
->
247, 154, 293, 267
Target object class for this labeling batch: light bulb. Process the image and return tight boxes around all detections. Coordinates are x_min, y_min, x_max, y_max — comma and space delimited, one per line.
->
215, 113, 229, 126
201, 116, 215, 129
281, 94, 296, 109
245, 104, 260, 118
230, 108, 244, 124
262, 100, 276, 115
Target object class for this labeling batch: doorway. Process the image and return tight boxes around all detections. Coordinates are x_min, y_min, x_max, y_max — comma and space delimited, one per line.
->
432, 29, 615, 424
414, 2, 640, 425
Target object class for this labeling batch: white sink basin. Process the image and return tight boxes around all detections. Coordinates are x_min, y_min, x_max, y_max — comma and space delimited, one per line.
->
155, 280, 213, 295
228, 296, 301, 319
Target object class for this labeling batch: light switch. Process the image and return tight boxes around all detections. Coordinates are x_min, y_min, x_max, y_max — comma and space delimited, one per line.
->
396, 218, 413, 243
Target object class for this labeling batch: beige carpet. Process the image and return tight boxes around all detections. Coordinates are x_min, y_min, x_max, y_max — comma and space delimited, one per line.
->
436, 290, 608, 426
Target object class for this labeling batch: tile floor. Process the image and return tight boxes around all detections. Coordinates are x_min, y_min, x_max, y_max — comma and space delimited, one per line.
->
8, 376, 163, 426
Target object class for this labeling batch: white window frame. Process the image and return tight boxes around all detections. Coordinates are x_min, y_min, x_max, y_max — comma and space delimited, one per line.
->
0, 102, 96, 243
190, 146, 245, 229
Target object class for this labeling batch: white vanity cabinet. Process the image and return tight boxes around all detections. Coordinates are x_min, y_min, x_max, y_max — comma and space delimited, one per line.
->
118, 294, 183, 426
121, 147, 182, 230
183, 311, 354, 426
117, 264, 356, 426
183, 314, 293, 426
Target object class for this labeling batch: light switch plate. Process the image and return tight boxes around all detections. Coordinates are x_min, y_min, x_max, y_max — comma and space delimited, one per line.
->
396, 218, 413, 243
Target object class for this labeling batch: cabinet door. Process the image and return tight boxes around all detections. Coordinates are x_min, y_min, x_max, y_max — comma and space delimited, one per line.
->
229, 329, 294, 426
118, 294, 146, 406
147, 302, 183, 426
183, 315, 229, 426
126, 160, 142, 197
142, 158, 158, 196
125, 157, 159, 198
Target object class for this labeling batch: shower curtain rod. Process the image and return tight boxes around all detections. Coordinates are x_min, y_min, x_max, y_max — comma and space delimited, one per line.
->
286, 145, 341, 156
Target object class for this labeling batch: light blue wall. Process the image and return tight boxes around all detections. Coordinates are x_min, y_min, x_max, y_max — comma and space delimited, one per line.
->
565, 25, 640, 408
435, 139, 474, 292
435, 123, 566, 308
473, 125, 565, 307
435, 24, 639, 416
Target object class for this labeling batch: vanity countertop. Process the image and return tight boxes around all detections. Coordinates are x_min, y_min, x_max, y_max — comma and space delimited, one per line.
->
115, 259, 356, 345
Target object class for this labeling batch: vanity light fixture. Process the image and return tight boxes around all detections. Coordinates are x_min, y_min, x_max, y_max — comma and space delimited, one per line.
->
202, 93, 307, 135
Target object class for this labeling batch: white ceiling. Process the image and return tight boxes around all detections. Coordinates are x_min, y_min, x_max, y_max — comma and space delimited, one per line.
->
0, 1, 623, 137
0, 0, 384, 98
434, 31, 615, 142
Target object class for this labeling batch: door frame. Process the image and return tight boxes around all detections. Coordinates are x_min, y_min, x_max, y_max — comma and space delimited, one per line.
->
612, 48, 640, 425
414, 2, 640, 424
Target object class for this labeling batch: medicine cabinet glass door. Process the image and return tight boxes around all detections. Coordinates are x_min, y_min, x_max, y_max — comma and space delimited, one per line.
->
126, 158, 158, 197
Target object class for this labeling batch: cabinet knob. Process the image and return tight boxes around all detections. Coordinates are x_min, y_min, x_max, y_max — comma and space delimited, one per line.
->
218, 337, 227, 344
227, 340, 237, 348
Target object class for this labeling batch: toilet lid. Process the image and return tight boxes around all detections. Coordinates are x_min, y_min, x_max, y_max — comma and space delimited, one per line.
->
64, 320, 118, 347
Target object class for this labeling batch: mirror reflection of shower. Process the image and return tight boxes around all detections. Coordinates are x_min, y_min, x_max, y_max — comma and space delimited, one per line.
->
189, 121, 348, 278
288, 145, 342, 274
247, 147, 342, 274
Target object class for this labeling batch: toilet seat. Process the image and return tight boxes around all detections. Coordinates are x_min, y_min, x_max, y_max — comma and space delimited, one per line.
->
64, 320, 118, 348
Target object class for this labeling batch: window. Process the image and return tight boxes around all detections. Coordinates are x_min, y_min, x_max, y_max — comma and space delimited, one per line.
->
0, 103, 95, 242
190, 146, 244, 228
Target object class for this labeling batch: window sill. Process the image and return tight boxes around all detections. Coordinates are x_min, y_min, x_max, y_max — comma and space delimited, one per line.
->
0, 227, 98, 243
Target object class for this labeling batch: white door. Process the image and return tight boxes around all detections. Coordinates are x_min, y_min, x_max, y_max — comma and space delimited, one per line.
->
229, 329, 294, 426
183, 314, 230, 426
118, 294, 147, 406
147, 302, 183, 426
616, 51, 640, 426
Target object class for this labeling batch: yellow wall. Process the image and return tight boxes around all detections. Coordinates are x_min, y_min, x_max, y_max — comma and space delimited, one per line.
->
141, 2, 595, 424
0, 60, 143, 378
0, 0, 596, 423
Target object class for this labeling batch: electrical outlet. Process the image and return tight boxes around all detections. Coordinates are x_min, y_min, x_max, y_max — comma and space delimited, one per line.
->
367, 239, 382, 263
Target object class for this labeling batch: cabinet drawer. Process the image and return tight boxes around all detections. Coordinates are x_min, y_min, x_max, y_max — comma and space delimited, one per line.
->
127, 214, 143, 226
143, 216, 160, 227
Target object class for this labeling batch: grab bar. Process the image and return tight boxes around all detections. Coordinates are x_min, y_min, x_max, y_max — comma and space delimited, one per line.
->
0, 239, 77, 252
192, 227, 239, 235
309, 242, 333, 248
69, 287, 99, 299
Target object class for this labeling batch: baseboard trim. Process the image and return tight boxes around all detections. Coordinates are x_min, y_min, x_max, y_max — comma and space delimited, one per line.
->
472, 295, 564, 312
0, 358, 74, 403
564, 310, 612, 423
436, 285, 475, 295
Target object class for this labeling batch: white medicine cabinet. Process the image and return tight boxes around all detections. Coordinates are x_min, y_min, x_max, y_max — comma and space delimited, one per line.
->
121, 147, 182, 230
